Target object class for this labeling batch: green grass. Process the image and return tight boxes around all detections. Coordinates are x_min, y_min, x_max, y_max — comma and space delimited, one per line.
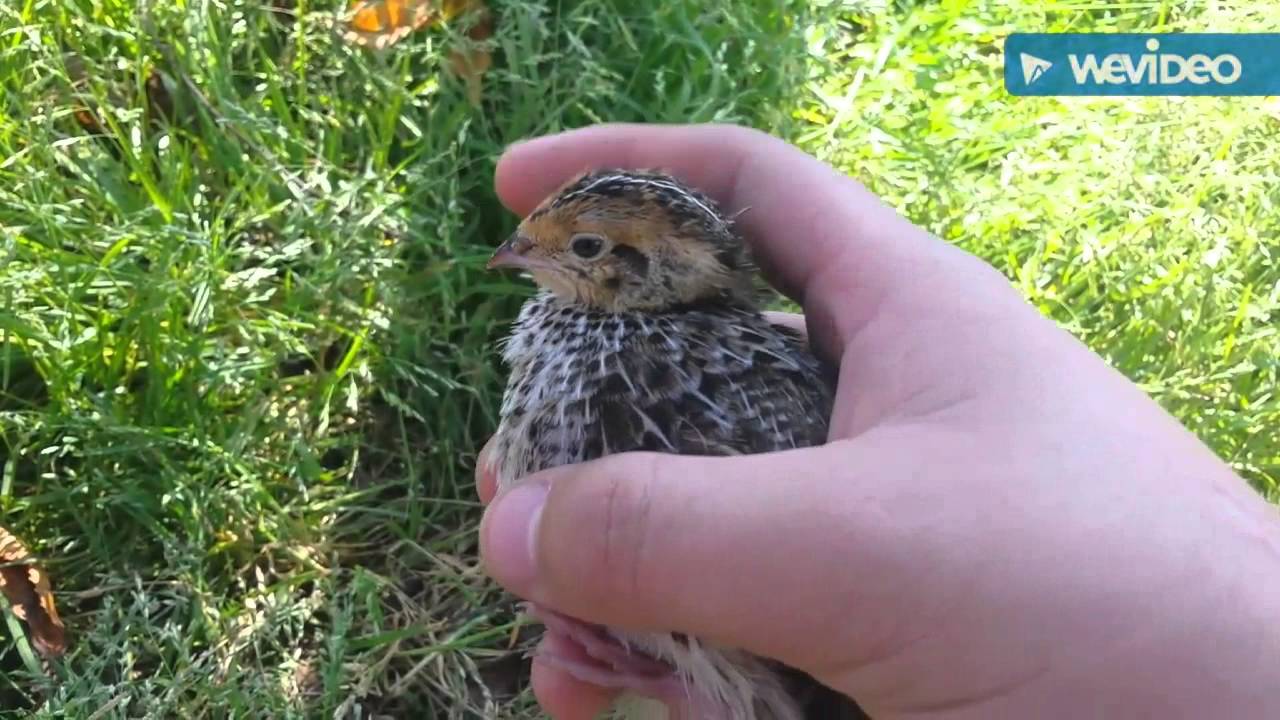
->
1, 0, 1277, 717
797, 1, 1279, 496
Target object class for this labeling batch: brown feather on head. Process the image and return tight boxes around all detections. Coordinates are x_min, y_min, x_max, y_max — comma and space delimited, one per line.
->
488, 169, 757, 312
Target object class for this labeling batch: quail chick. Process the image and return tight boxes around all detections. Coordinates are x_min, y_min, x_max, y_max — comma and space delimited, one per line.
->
487, 169, 856, 720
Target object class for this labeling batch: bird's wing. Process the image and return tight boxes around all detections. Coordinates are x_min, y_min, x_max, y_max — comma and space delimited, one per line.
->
586, 312, 833, 459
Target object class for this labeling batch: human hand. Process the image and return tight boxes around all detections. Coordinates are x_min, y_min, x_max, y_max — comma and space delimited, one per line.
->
475, 123, 1280, 719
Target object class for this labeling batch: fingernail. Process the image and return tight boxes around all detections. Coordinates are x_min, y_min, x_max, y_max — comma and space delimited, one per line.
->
482, 481, 548, 591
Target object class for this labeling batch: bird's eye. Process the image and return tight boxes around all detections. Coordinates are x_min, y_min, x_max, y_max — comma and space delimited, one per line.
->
569, 234, 605, 259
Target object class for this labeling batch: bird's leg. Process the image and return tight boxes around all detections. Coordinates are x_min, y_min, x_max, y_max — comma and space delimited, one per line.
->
524, 602, 674, 683
522, 602, 727, 718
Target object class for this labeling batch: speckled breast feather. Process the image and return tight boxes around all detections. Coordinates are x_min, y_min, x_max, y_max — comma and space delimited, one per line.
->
491, 290, 837, 719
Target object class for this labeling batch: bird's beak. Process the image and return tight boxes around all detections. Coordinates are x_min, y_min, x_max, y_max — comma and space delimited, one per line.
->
487, 233, 535, 271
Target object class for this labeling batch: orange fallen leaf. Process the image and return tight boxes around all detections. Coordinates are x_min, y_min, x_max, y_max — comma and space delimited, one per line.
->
342, 0, 493, 103
0, 526, 66, 658
342, 0, 482, 48
344, 0, 435, 49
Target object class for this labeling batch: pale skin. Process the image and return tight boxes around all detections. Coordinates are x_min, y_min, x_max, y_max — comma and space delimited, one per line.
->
475, 123, 1280, 719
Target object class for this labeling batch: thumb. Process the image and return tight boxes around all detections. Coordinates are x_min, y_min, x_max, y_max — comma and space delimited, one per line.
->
480, 441, 885, 665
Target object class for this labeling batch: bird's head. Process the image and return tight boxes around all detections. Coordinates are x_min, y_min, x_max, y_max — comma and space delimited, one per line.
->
487, 169, 755, 312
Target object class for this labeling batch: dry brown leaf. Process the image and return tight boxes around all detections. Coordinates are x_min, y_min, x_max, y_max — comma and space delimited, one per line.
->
72, 107, 104, 135
0, 526, 66, 658
447, 2, 493, 106
145, 68, 176, 126
269, 0, 297, 27
64, 53, 107, 136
